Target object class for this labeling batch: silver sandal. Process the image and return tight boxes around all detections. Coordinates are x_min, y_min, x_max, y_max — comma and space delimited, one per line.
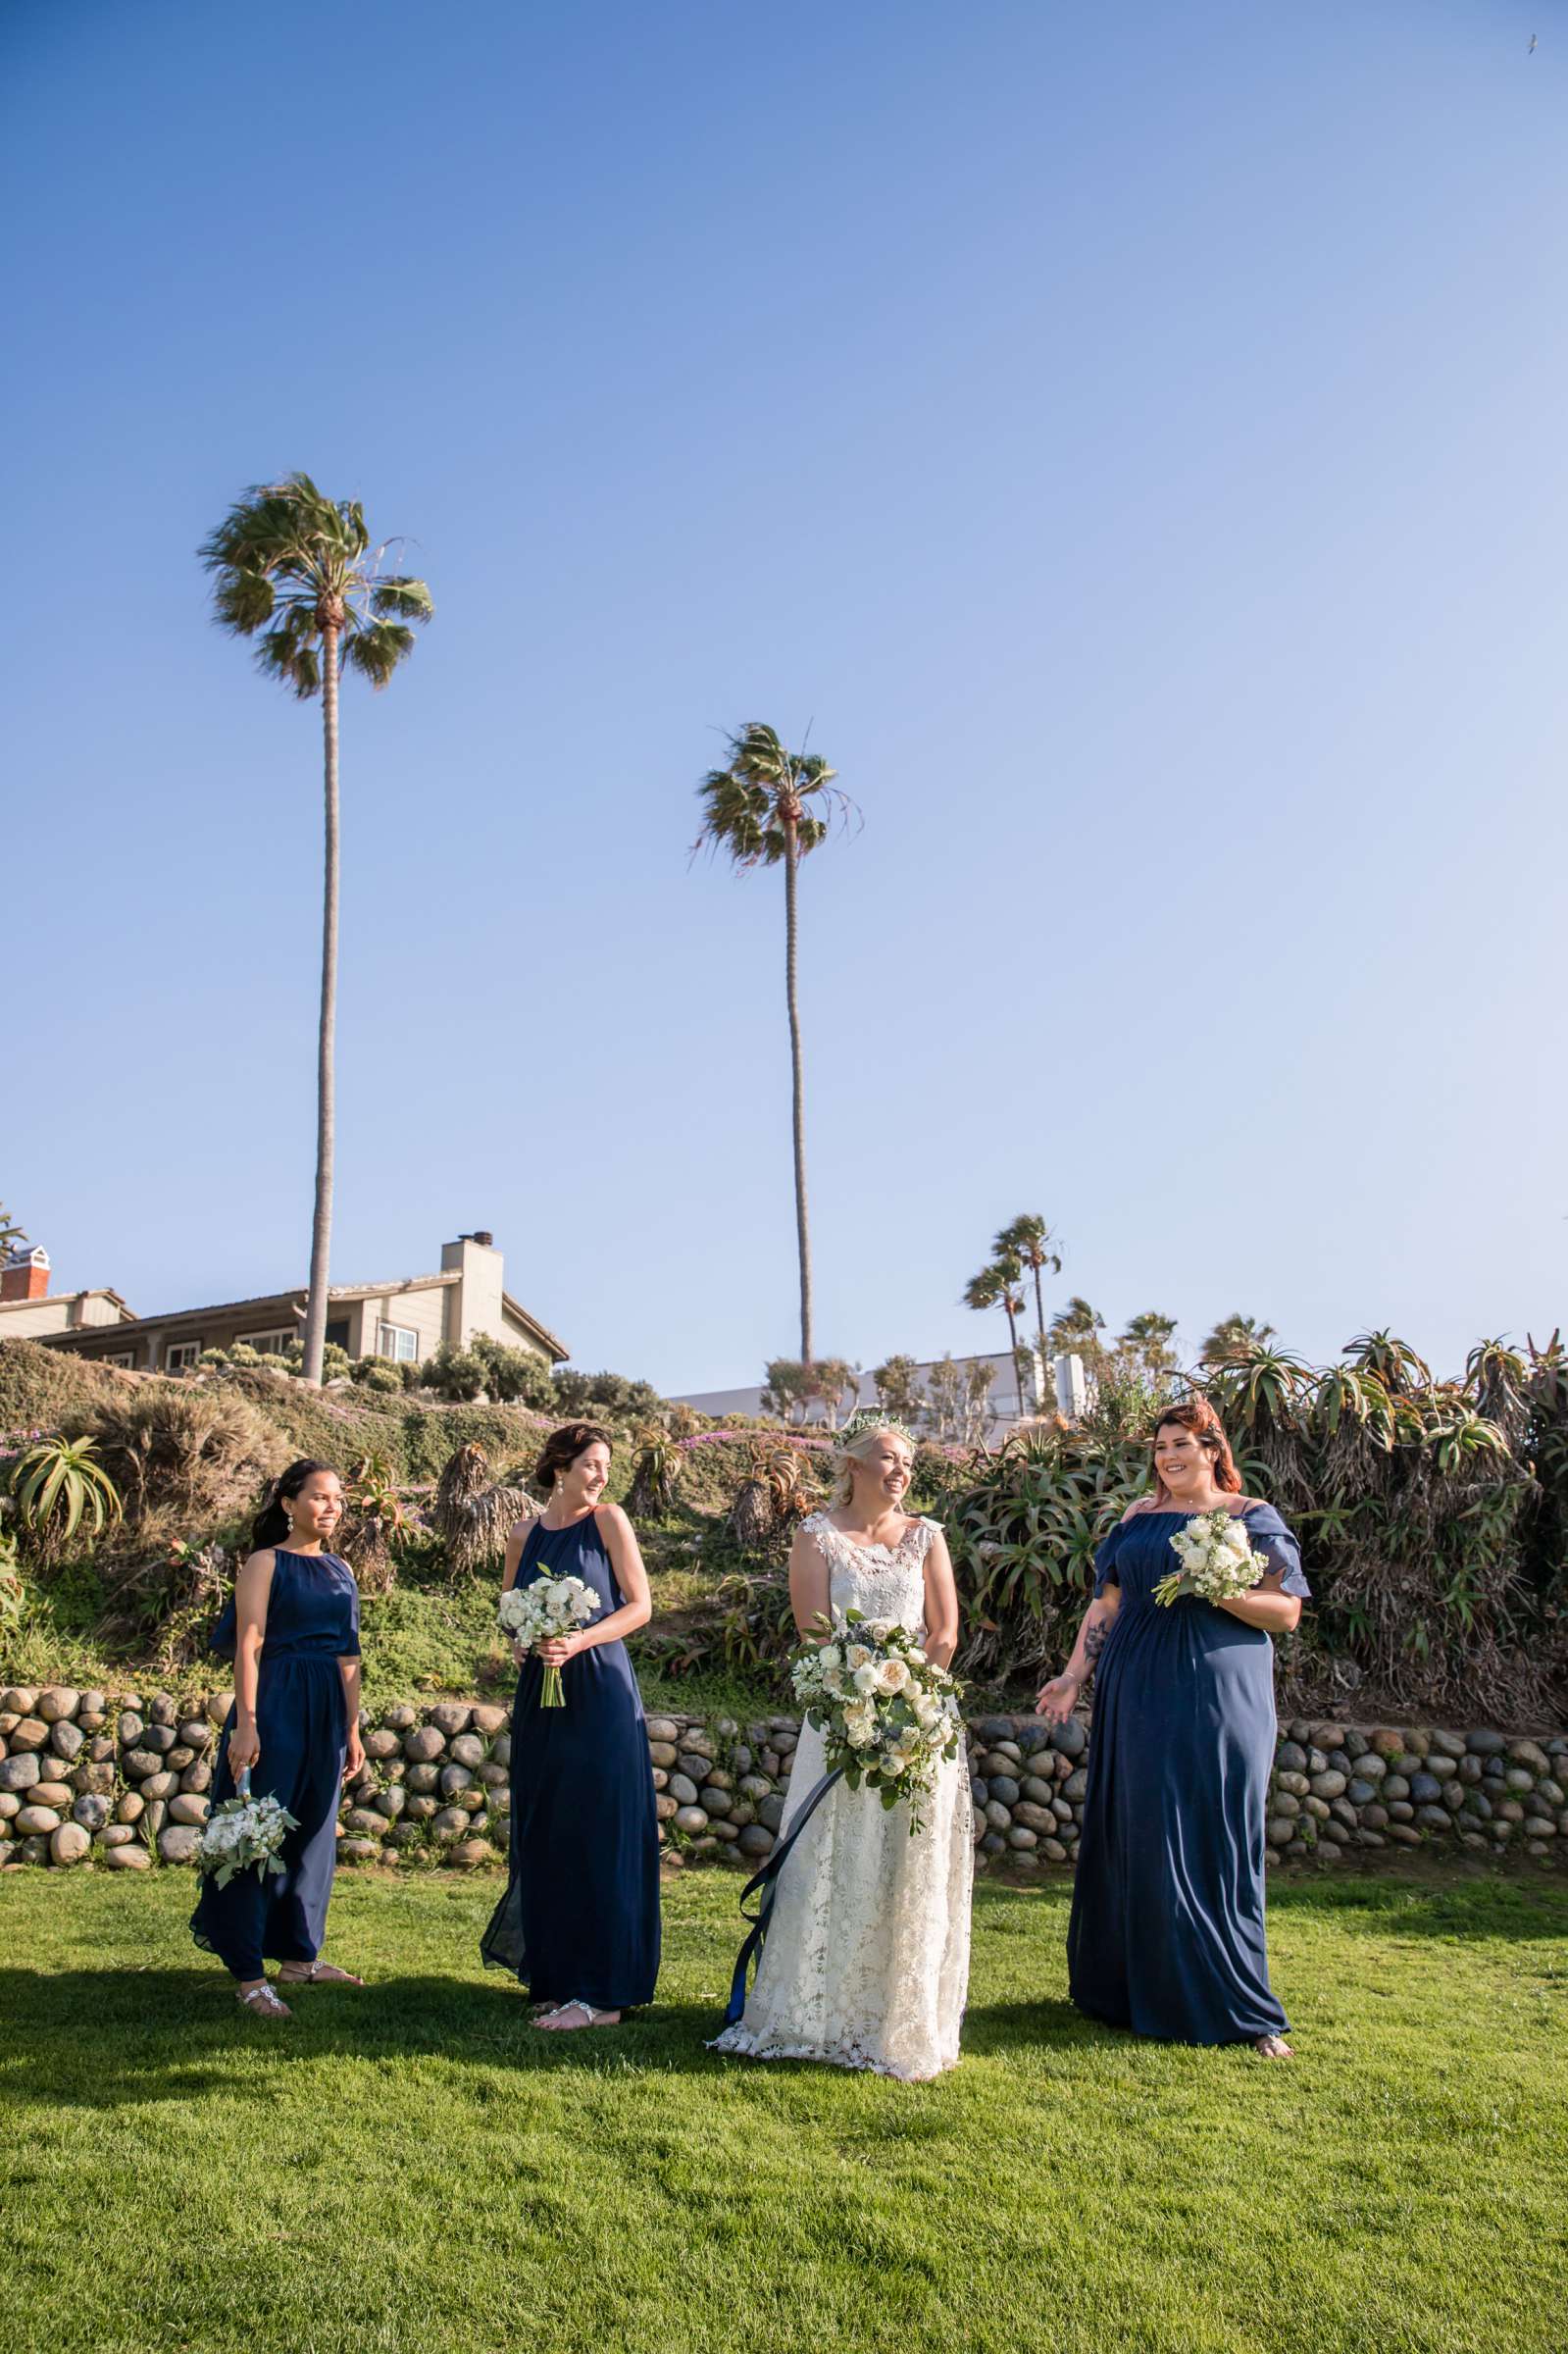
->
278, 1959, 365, 1985
535, 1998, 617, 2029
238, 1983, 292, 2020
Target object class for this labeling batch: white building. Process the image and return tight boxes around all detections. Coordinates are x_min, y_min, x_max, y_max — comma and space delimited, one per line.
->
678, 1346, 1076, 1441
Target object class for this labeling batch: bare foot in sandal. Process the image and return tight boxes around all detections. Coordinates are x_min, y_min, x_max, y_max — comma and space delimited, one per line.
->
278, 1960, 365, 1985
1254, 2033, 1293, 2059
237, 1980, 292, 2020
534, 2000, 621, 2031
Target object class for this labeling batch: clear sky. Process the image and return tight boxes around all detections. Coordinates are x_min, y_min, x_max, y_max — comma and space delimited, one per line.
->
5, 0, 1565, 1392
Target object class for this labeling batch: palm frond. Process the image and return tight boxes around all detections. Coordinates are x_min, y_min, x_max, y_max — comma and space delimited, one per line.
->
344, 621, 416, 687
370, 576, 434, 623
258, 626, 321, 698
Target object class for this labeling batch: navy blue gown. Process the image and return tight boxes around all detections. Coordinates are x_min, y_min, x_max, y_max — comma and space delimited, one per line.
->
481, 1510, 661, 2010
1067, 1503, 1309, 2045
191, 1547, 360, 1979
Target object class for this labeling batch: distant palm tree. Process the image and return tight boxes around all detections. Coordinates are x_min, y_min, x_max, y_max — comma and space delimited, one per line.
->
0, 1203, 25, 1261
693, 724, 852, 1364
996, 1213, 1062, 1364
1050, 1295, 1107, 1353
1121, 1309, 1179, 1375
201, 476, 432, 1384
1200, 1312, 1278, 1366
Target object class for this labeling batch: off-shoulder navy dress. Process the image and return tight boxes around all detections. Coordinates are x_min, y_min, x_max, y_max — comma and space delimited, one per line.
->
481, 1509, 660, 2011
191, 1547, 360, 1980
1067, 1503, 1309, 2045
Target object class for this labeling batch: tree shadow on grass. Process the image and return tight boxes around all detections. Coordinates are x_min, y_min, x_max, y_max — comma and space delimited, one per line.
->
0, 1969, 740, 2111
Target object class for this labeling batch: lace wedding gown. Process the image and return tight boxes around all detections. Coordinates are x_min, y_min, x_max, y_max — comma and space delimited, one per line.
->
710, 1512, 973, 2080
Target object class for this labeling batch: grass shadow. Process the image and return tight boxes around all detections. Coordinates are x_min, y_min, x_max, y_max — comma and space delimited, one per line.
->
0, 1969, 745, 2110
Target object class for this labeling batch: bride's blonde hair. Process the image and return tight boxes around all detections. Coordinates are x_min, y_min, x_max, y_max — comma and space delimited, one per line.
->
831, 1415, 916, 1509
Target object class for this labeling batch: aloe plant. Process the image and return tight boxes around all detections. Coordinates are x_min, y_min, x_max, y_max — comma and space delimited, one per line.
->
8, 1434, 123, 1559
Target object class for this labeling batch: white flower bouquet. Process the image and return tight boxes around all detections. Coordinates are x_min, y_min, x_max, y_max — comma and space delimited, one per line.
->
1153, 1508, 1270, 1608
498, 1573, 599, 1707
791, 1608, 963, 1835
196, 1775, 298, 1887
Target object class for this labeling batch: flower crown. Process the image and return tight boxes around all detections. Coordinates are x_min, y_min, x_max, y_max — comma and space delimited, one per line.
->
833, 1407, 919, 1456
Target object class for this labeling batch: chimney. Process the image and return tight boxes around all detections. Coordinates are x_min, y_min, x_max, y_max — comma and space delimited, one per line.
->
2, 1246, 51, 1304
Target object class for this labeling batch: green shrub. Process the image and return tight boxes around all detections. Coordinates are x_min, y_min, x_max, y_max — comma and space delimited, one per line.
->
471, 1334, 555, 1408
416, 1345, 488, 1404
552, 1366, 671, 1421
352, 1360, 405, 1397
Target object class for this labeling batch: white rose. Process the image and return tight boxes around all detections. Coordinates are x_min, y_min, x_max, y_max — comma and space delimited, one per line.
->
845, 1645, 872, 1671
818, 1644, 841, 1671
852, 1663, 881, 1696
877, 1658, 910, 1696
823, 1668, 845, 1697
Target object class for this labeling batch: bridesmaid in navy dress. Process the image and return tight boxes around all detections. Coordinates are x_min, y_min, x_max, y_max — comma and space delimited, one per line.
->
191, 1458, 366, 2019
481, 1422, 660, 2028
1038, 1399, 1309, 2056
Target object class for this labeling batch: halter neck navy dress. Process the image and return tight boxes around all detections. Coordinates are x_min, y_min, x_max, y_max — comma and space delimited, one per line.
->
191, 1547, 359, 1980
1067, 1503, 1309, 2046
481, 1510, 660, 2011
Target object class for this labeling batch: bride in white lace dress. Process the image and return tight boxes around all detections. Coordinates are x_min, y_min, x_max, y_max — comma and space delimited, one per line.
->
711, 1417, 972, 2080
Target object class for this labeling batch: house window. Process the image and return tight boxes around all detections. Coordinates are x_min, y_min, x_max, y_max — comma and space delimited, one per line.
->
378, 1322, 419, 1363
326, 1319, 351, 1352
104, 1350, 137, 1369
165, 1341, 203, 1372
237, 1329, 296, 1357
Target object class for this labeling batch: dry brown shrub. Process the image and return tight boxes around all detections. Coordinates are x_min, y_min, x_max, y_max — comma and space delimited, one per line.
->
75, 1383, 286, 1544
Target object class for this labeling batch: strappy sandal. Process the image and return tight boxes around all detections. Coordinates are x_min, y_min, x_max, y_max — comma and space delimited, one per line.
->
533, 1998, 620, 2030
1254, 2033, 1293, 2059
238, 1983, 292, 2020
278, 1959, 365, 1985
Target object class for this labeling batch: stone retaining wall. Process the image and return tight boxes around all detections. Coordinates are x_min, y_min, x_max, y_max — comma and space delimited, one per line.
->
1, 1685, 1563, 1872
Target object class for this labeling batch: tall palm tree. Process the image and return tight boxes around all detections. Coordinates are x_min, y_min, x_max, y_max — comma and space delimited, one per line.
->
964, 1254, 1029, 1401
996, 1213, 1062, 1363
693, 723, 851, 1364
201, 476, 432, 1384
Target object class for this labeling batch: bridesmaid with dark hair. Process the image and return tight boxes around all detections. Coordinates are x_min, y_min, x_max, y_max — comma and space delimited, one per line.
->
481, 1421, 661, 2028
191, 1458, 366, 2018
1038, 1399, 1309, 2057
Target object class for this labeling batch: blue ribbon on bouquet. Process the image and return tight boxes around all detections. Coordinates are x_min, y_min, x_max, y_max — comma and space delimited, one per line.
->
723, 1765, 844, 2027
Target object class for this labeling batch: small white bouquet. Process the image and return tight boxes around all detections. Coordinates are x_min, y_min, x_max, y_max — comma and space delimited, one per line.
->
196, 1774, 298, 1886
1153, 1508, 1269, 1608
791, 1609, 963, 1836
498, 1573, 598, 1707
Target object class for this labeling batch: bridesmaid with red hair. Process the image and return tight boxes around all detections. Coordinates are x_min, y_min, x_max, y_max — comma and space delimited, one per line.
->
1037, 1399, 1309, 2056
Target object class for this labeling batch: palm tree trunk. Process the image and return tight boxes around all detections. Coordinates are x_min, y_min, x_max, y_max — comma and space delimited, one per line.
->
784, 822, 813, 1364
1030, 1262, 1049, 1413
1003, 1298, 1021, 1414
301, 625, 340, 1386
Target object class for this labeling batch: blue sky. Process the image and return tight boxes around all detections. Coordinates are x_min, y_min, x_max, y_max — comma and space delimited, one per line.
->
5, 0, 1565, 1392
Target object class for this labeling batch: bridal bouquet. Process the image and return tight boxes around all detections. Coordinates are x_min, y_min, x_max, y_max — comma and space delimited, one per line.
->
498, 1574, 598, 1707
196, 1779, 297, 1887
791, 1609, 963, 1835
1152, 1508, 1269, 1608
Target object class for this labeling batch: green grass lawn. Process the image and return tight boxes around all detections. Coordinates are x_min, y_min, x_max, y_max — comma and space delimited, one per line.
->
1, 1866, 1564, 2354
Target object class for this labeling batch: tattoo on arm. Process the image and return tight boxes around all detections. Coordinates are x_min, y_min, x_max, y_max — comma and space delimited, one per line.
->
1082, 1620, 1106, 1670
